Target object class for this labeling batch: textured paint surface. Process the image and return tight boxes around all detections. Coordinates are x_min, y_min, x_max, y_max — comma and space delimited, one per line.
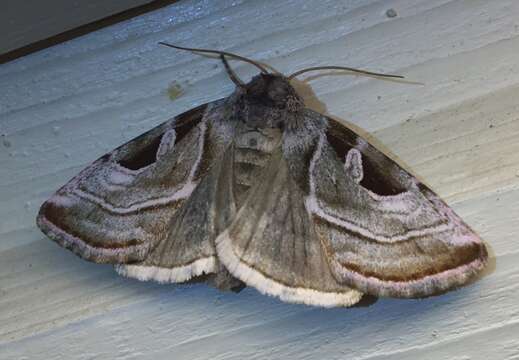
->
1, 0, 519, 359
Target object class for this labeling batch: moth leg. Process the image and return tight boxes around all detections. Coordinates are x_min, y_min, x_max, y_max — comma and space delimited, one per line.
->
185, 268, 246, 293
206, 263, 246, 293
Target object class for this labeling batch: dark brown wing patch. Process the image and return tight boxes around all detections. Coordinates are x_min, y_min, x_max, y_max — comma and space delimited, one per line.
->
326, 118, 407, 196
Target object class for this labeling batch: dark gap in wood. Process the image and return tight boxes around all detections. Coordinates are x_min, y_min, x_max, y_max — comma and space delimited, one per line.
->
0, 0, 180, 65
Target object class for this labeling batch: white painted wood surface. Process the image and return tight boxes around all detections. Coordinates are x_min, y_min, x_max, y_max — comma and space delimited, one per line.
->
1, 1, 518, 359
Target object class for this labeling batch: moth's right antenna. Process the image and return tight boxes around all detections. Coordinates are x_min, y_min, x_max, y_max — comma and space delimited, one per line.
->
158, 42, 269, 74
219, 54, 245, 88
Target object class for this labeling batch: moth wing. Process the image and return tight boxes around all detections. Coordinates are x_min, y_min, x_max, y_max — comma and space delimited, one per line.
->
38, 100, 234, 284
116, 142, 237, 283
308, 111, 488, 298
215, 147, 363, 307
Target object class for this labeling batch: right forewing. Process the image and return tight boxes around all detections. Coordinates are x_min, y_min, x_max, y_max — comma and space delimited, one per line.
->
37, 100, 235, 274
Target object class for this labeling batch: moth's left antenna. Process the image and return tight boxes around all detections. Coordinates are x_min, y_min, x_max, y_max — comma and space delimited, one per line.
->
287, 66, 404, 80
158, 42, 269, 74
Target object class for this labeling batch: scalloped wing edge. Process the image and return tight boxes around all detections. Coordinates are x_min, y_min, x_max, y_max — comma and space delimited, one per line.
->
215, 229, 363, 308
114, 257, 217, 283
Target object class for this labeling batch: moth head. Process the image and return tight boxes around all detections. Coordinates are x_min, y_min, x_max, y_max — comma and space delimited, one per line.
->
234, 74, 304, 129
244, 74, 303, 110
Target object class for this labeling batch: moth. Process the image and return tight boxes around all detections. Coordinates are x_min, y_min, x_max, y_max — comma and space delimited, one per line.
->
37, 43, 488, 307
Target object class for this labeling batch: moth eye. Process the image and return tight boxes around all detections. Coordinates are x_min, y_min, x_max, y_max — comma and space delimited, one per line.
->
117, 134, 163, 170
268, 86, 288, 103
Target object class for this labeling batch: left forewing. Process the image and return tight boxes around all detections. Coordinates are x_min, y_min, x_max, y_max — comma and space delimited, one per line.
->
304, 111, 488, 298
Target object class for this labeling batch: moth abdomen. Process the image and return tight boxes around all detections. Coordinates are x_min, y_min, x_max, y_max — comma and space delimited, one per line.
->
232, 126, 283, 206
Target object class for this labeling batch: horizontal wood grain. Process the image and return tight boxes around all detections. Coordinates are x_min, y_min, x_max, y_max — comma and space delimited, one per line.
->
1, 1, 518, 359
